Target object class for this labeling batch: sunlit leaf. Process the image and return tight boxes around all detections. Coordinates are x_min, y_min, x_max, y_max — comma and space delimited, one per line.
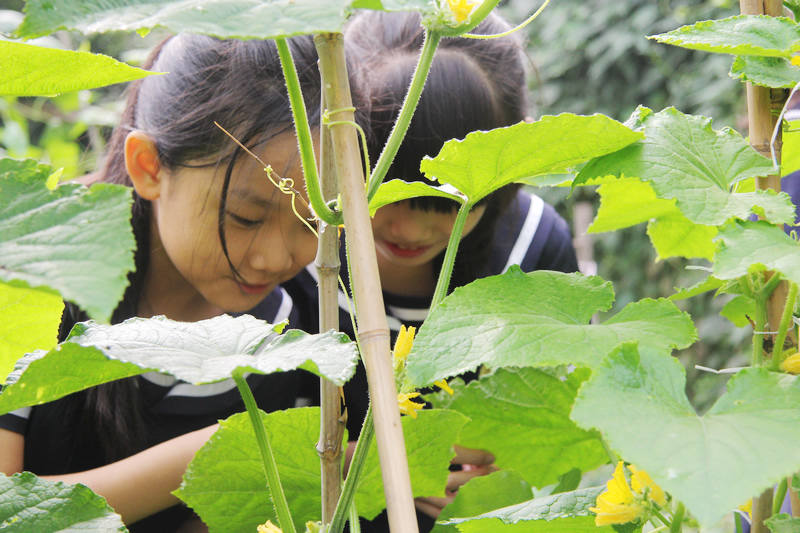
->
646, 213, 718, 260
572, 343, 800, 527
720, 294, 756, 327
427, 368, 607, 487
575, 107, 792, 227
0, 158, 134, 322
369, 179, 463, 215
0, 281, 63, 384
730, 55, 800, 89
765, 513, 800, 533
782, 120, 800, 176
406, 268, 697, 386
669, 275, 724, 301
714, 220, 800, 286
0, 472, 127, 532
446, 486, 611, 533
0, 40, 155, 97
0, 314, 358, 414
420, 115, 642, 205
588, 177, 678, 233
649, 15, 800, 57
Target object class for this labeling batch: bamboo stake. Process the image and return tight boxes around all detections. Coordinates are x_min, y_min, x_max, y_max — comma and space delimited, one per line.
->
739, 0, 787, 529
315, 89, 345, 523
314, 33, 419, 533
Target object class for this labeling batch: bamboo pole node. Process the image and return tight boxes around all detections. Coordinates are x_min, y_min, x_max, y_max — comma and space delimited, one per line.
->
358, 328, 391, 343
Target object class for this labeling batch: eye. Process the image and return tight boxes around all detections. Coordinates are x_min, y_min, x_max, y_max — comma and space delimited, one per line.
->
227, 211, 262, 228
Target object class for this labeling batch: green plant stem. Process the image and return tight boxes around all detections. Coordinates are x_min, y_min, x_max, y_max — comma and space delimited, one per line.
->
670, 502, 685, 533
772, 282, 798, 369
735, 513, 745, 533
653, 509, 672, 529
232, 370, 297, 533
365, 29, 441, 201
436, 0, 502, 36
429, 201, 472, 312
753, 294, 769, 367
275, 37, 341, 226
348, 499, 362, 533
762, 272, 783, 298
775, 477, 789, 516
329, 406, 375, 533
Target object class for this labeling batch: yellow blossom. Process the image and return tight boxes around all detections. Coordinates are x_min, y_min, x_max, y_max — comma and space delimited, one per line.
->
434, 379, 454, 395
589, 462, 645, 526
257, 521, 282, 533
629, 464, 666, 506
738, 499, 752, 518
446, 0, 477, 23
397, 391, 424, 418
780, 352, 800, 374
792, 56, 800, 67
393, 325, 416, 368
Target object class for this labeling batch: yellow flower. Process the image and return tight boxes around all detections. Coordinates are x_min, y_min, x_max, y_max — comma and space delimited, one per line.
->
446, 0, 478, 23
629, 464, 666, 506
393, 325, 416, 368
738, 499, 752, 518
780, 352, 800, 374
590, 462, 645, 526
792, 56, 800, 67
397, 392, 424, 418
434, 379, 454, 395
257, 521, 282, 533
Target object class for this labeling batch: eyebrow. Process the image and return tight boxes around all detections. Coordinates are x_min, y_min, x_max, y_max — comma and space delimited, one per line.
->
228, 188, 274, 209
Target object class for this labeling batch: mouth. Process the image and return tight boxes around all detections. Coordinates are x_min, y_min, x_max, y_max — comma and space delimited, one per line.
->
381, 240, 432, 259
236, 281, 273, 295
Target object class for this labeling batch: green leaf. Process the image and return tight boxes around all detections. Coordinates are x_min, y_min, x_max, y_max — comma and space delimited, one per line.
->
19, 0, 354, 39
782, 120, 800, 176
766, 513, 800, 533
427, 368, 607, 487
0, 40, 155, 97
368, 179, 463, 215
0, 472, 127, 532
669, 276, 724, 301
177, 408, 468, 530
588, 178, 678, 233
431, 471, 533, 533
406, 268, 697, 386
714, 220, 800, 286
0, 158, 135, 322
0, 281, 63, 384
649, 15, 800, 57
571, 343, 800, 527
420, 115, 642, 205
446, 486, 611, 533
731, 55, 800, 89
720, 294, 757, 327
356, 409, 470, 519
176, 408, 321, 533
0, 314, 358, 414
552, 468, 582, 495
350, 0, 437, 12
575, 107, 793, 227
646, 213, 718, 260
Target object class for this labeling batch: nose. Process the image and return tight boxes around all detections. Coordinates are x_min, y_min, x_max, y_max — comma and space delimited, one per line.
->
386, 209, 434, 244
246, 231, 294, 277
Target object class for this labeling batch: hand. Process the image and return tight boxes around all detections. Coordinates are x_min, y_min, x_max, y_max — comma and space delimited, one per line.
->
414, 445, 496, 519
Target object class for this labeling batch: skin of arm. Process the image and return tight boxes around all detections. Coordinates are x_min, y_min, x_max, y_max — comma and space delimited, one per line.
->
0, 424, 218, 525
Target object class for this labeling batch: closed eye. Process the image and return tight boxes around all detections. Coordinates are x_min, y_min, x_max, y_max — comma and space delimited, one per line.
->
227, 211, 262, 228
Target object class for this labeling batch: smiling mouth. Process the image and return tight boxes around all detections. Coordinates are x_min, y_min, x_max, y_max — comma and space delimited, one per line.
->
236, 281, 272, 295
382, 241, 432, 258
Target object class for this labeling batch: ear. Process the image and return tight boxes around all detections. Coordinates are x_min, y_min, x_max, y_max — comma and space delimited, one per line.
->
125, 131, 163, 201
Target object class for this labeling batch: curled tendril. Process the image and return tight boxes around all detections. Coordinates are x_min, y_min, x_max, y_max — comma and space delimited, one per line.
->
321, 107, 372, 189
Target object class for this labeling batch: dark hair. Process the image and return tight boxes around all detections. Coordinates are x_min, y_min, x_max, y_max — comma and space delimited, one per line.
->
345, 11, 527, 289
59, 33, 322, 462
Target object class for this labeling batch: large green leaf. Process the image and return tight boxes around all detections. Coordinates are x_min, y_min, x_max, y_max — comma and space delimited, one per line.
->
0, 314, 358, 414
368, 179, 463, 215
18, 0, 355, 39
445, 486, 611, 533
419, 115, 642, 205
431, 471, 533, 533
646, 213, 718, 260
176, 408, 322, 533
783, 120, 800, 176
0, 281, 63, 384
575, 107, 793, 227
649, 15, 800, 57
427, 368, 607, 487
571, 343, 800, 527
405, 268, 697, 387
0, 472, 127, 532
176, 407, 468, 531
0, 40, 154, 97
731, 55, 800, 89
714, 220, 800, 286
0, 158, 134, 322
588, 177, 678, 233
356, 409, 470, 519
766, 513, 800, 533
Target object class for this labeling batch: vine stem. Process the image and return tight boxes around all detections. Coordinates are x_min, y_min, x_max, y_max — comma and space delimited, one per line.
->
429, 201, 472, 311
329, 406, 375, 533
652, 509, 672, 529
752, 293, 768, 367
366, 29, 441, 201
275, 37, 341, 226
232, 370, 297, 533
670, 502, 685, 533
772, 282, 798, 370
